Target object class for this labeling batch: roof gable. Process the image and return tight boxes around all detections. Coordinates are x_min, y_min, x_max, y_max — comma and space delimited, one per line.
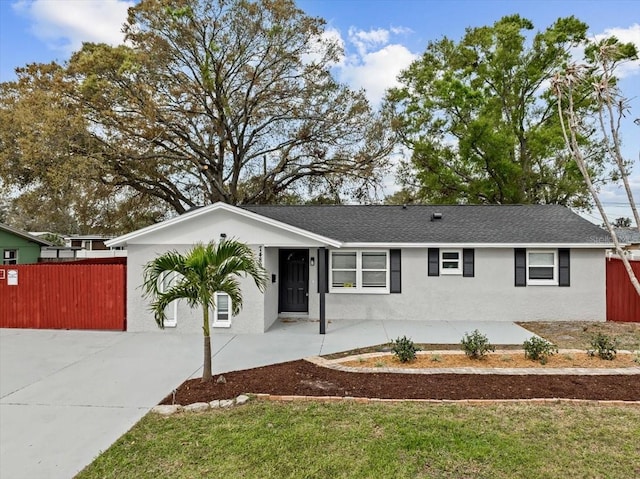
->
0, 223, 54, 246
106, 202, 341, 247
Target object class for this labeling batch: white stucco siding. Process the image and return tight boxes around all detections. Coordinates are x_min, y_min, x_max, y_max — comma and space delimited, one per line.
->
126, 243, 267, 333
125, 209, 325, 247
323, 248, 605, 322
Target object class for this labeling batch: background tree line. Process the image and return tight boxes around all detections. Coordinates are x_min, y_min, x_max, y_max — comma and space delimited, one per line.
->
0, 0, 636, 234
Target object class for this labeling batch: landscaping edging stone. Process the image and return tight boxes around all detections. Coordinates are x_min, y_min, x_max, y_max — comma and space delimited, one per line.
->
152, 394, 252, 415
154, 394, 640, 413
307, 352, 640, 376
252, 394, 640, 407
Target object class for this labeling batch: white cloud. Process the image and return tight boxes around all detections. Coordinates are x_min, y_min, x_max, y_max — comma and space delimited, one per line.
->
333, 27, 418, 106
348, 27, 389, 56
595, 23, 640, 48
339, 43, 417, 106
390, 26, 413, 36
12, 0, 133, 55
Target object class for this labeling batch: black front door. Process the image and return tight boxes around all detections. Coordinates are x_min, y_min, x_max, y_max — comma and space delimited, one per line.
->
279, 249, 309, 313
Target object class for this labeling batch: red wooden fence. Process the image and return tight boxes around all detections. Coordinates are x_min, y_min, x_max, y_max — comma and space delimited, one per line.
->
606, 257, 640, 322
0, 263, 126, 330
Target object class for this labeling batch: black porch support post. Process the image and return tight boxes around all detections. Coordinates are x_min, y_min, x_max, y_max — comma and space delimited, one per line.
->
318, 247, 326, 335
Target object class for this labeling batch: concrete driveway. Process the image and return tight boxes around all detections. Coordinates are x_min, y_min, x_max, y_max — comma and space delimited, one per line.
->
0, 320, 534, 478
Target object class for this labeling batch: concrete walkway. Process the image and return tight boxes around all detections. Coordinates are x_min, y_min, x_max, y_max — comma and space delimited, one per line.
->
0, 320, 534, 479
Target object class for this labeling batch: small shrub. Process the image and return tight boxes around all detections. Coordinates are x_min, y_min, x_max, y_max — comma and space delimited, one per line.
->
430, 354, 442, 363
374, 361, 385, 368
500, 355, 513, 362
634, 351, 640, 364
587, 333, 619, 360
391, 336, 420, 363
460, 330, 495, 359
523, 336, 558, 363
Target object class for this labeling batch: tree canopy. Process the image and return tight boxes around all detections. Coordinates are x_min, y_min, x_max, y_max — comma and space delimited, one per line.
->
387, 15, 605, 207
0, 0, 394, 233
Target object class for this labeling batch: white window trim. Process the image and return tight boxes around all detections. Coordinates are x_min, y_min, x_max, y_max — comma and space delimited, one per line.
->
527, 249, 558, 286
329, 250, 389, 294
159, 271, 178, 328
440, 249, 462, 275
212, 292, 232, 328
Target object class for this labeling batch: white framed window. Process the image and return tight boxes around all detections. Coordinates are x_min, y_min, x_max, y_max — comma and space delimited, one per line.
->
527, 250, 557, 285
212, 292, 232, 328
2, 249, 17, 265
440, 249, 462, 275
330, 250, 389, 293
159, 271, 178, 327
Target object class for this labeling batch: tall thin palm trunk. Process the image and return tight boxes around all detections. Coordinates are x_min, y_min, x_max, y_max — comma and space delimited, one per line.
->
202, 306, 212, 381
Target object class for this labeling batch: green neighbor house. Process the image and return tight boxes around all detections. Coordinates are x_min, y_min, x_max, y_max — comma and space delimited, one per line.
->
0, 223, 53, 264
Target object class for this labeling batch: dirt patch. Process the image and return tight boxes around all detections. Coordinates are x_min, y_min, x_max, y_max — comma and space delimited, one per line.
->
341, 351, 639, 369
519, 321, 640, 350
160, 359, 640, 405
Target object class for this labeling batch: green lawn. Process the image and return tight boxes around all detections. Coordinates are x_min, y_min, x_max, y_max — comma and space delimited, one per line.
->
77, 401, 640, 479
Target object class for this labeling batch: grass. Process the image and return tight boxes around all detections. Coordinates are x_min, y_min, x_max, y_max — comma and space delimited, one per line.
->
77, 401, 640, 479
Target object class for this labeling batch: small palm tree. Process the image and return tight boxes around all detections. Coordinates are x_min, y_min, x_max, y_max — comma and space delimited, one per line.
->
142, 240, 267, 381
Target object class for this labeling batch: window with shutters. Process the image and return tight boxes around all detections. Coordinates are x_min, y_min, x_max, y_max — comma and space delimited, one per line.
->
440, 249, 462, 275
330, 250, 389, 293
527, 250, 557, 285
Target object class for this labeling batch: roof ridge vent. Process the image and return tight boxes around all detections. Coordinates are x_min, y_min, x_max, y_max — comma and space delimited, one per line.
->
431, 212, 443, 221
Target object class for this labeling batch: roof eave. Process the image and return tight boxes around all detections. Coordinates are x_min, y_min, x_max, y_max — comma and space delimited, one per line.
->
340, 242, 615, 249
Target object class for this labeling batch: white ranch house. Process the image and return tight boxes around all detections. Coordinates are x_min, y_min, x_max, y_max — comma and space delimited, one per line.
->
107, 203, 612, 334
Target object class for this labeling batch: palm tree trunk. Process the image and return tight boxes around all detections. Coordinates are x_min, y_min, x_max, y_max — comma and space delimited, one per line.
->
202, 305, 212, 381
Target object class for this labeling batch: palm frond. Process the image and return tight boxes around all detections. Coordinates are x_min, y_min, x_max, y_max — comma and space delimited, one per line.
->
149, 281, 201, 328
142, 239, 267, 328
142, 250, 188, 298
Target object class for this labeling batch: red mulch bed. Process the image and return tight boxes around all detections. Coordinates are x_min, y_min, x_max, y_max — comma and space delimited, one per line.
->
160, 360, 640, 405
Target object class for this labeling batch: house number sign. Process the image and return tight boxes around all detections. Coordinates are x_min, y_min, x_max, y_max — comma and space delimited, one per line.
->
7, 269, 18, 286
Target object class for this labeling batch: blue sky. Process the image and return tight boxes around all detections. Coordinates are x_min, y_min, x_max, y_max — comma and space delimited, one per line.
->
1, 0, 638, 222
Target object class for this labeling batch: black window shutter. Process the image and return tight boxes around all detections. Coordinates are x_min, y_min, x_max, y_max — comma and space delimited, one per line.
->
390, 249, 401, 293
514, 248, 526, 287
463, 249, 475, 277
428, 248, 439, 276
558, 248, 570, 287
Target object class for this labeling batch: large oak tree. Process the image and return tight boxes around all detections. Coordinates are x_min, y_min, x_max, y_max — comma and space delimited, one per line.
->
387, 15, 605, 207
1, 0, 394, 231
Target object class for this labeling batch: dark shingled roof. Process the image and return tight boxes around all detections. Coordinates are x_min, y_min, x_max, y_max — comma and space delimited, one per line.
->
240, 204, 611, 244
